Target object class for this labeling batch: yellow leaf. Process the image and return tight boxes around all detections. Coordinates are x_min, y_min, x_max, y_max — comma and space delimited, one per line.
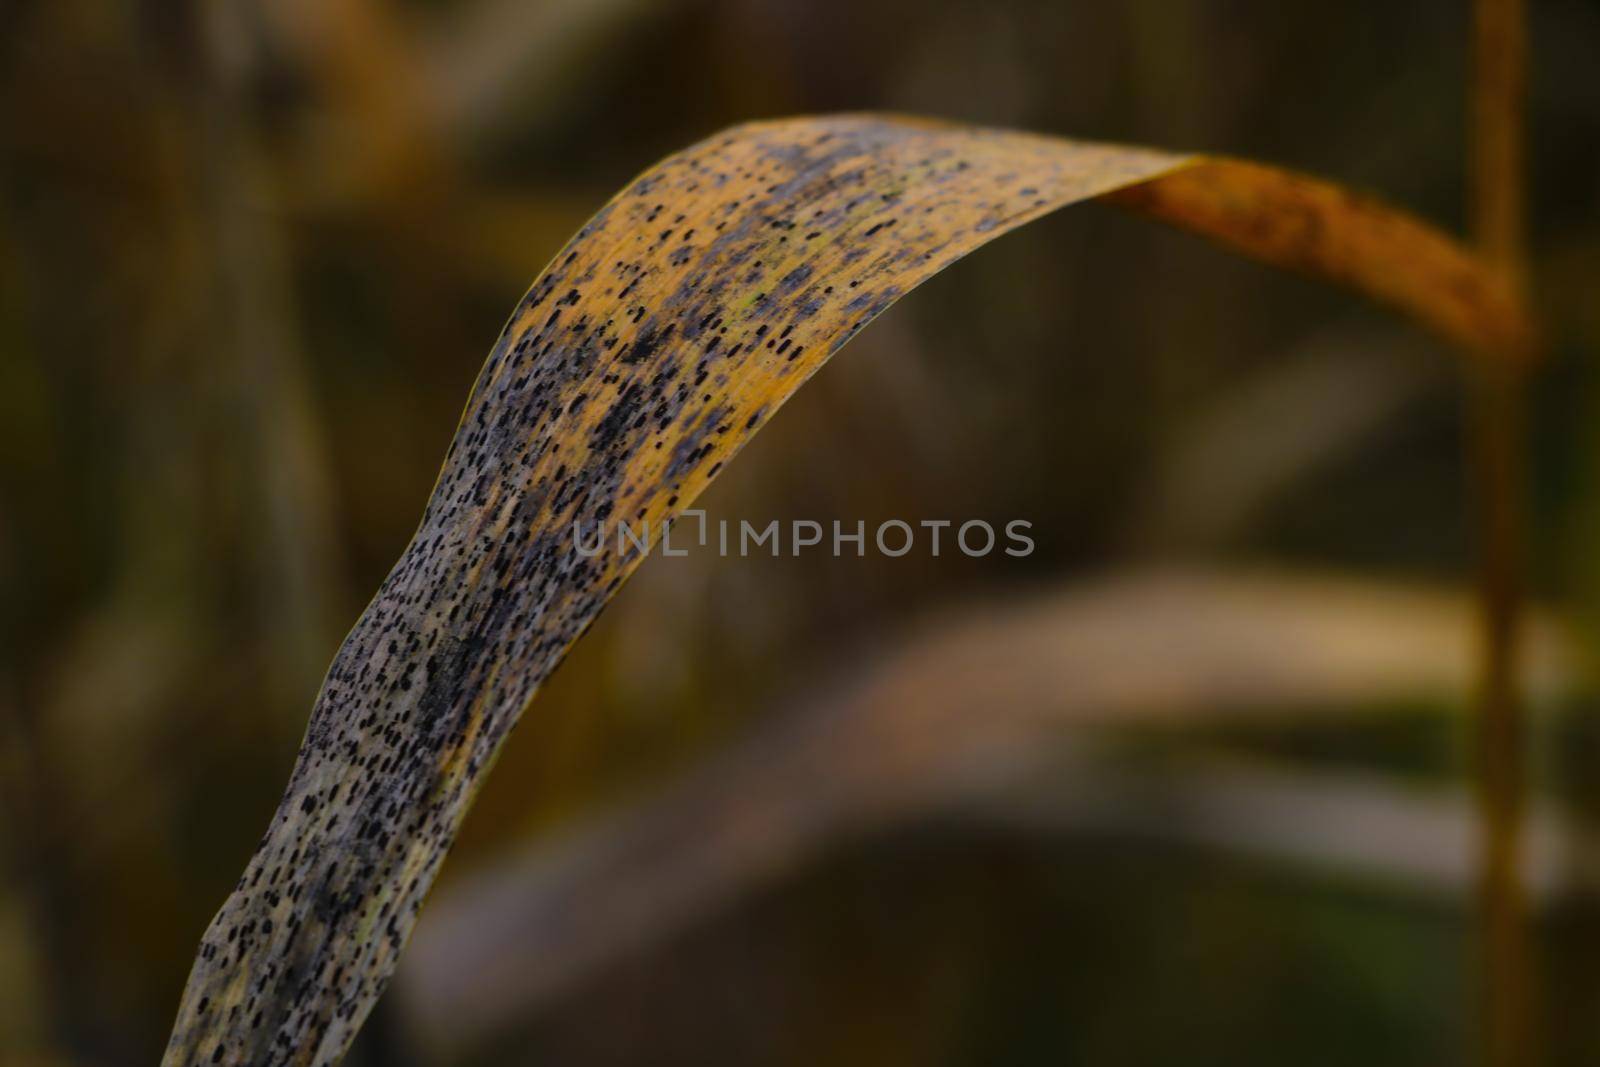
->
163, 113, 1534, 1066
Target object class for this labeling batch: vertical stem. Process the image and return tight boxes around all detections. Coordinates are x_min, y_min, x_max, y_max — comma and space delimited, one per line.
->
1470, 0, 1530, 1064
1473, 0, 1527, 271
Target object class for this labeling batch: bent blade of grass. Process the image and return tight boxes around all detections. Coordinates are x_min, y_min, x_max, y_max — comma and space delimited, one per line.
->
163, 113, 1534, 1066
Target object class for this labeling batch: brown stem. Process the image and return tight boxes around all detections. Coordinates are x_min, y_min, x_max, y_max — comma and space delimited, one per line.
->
1470, 0, 1532, 1064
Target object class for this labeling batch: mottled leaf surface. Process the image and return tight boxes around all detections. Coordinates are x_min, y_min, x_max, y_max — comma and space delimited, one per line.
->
163, 114, 1530, 1066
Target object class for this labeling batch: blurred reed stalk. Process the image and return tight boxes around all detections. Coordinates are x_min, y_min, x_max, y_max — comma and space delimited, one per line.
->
395, 569, 1581, 1057
1469, 0, 1532, 1063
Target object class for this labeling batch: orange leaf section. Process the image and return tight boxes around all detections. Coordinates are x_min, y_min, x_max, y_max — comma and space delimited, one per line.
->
163, 114, 1529, 1067
1109, 158, 1534, 360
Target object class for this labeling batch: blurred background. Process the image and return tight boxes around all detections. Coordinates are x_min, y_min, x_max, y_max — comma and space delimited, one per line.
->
2, 0, 1600, 1063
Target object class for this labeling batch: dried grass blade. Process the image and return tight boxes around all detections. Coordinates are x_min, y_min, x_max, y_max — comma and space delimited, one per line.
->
163, 114, 1534, 1066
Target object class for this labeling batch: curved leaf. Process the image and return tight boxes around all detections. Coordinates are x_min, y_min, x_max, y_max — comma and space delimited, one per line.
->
163, 114, 1533, 1066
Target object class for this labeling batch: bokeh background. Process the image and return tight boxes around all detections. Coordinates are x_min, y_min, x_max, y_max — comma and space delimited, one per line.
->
3, 0, 1600, 1063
